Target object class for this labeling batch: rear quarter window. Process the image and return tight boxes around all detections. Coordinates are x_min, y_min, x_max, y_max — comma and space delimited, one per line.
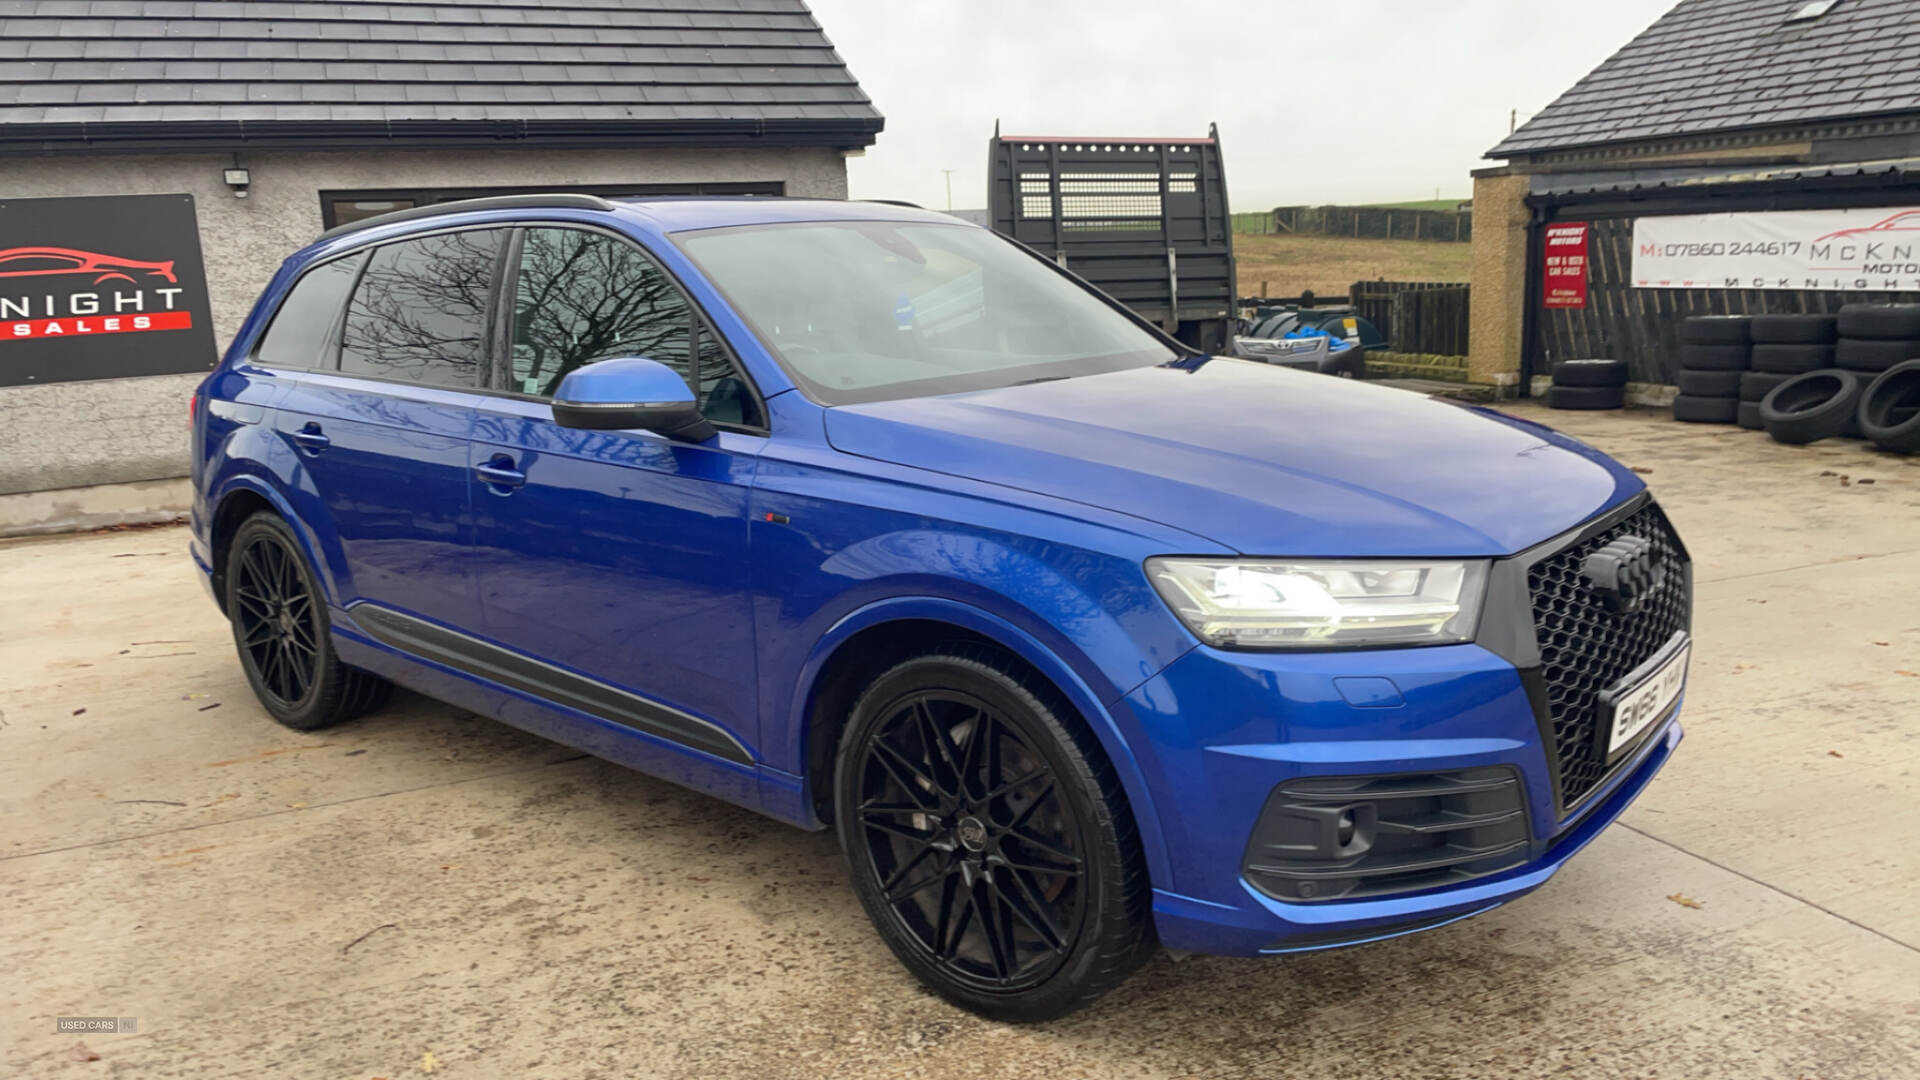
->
253, 253, 364, 370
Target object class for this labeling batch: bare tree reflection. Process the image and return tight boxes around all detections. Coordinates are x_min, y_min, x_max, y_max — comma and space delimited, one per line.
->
341, 230, 503, 386
511, 229, 692, 397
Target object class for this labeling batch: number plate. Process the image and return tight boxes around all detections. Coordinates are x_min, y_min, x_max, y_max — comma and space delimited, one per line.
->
1596, 634, 1689, 758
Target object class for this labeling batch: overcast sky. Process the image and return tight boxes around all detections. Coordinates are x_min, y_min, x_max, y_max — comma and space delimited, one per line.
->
807, 0, 1678, 211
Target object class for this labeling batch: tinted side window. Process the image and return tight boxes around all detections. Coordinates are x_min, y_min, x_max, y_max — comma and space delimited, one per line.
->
340, 229, 503, 388
510, 228, 761, 426
254, 254, 363, 370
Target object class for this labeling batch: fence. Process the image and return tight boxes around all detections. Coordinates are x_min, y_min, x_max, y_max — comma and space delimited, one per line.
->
1235, 205, 1472, 243
1350, 280, 1471, 356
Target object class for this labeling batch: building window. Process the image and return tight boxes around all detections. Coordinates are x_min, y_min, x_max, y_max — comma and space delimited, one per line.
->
317, 182, 784, 229
330, 200, 418, 228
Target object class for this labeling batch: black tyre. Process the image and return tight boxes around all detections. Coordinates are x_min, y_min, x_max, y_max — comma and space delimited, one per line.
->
1858, 360, 1920, 453
834, 652, 1153, 1022
1836, 303, 1920, 340
1835, 336, 1919, 373
1749, 313, 1838, 345
1316, 346, 1366, 379
1750, 343, 1835, 374
1737, 401, 1764, 430
1740, 370, 1793, 402
1546, 384, 1624, 410
1672, 394, 1740, 423
1760, 369, 1866, 445
1681, 315, 1751, 346
1552, 358, 1629, 388
1678, 343, 1749, 371
226, 512, 393, 731
1676, 368, 1742, 397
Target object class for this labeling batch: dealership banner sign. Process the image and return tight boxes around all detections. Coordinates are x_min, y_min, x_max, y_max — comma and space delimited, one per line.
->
0, 194, 218, 387
1542, 222, 1589, 308
1631, 207, 1920, 292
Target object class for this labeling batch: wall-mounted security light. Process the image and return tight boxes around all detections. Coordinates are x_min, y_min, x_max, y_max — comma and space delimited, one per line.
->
223, 167, 251, 199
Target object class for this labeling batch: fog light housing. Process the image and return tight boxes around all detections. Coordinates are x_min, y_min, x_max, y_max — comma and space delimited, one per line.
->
1242, 767, 1529, 902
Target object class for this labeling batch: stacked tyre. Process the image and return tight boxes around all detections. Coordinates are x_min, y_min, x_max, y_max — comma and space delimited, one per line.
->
1761, 357, 1920, 452
1742, 314, 1837, 430
1859, 360, 1920, 453
1759, 305, 1920, 447
1547, 358, 1628, 410
1673, 316, 1749, 423
1756, 369, 1865, 445
1836, 303, 1920, 378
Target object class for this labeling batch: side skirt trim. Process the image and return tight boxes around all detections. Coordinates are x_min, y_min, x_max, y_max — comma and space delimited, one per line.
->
346, 602, 754, 766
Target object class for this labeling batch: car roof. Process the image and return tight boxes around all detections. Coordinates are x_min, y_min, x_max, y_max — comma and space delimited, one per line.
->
298, 195, 976, 268
613, 196, 967, 233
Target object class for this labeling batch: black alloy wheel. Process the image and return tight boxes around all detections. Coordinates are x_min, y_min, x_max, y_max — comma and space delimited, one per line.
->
835, 653, 1152, 1021
232, 531, 321, 707
225, 512, 392, 730
853, 689, 1085, 990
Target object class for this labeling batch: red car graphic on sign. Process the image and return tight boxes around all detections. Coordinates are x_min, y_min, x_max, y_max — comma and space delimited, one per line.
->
1814, 210, 1920, 243
0, 246, 178, 285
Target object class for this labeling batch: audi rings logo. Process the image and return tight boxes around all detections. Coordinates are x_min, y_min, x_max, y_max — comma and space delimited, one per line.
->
1582, 535, 1665, 614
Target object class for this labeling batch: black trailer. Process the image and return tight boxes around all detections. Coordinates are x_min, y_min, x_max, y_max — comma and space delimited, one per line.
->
988, 124, 1236, 353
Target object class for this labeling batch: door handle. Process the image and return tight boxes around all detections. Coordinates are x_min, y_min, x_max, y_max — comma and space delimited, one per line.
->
289, 423, 330, 453
475, 455, 526, 489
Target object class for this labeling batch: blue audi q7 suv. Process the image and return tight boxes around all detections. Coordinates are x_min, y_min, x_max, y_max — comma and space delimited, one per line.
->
191, 195, 1690, 1021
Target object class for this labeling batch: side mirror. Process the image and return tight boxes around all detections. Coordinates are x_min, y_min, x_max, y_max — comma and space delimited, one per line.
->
550, 357, 715, 442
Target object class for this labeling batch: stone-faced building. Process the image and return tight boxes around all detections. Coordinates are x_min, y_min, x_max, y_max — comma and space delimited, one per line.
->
0, 0, 881, 533
1468, 0, 1920, 395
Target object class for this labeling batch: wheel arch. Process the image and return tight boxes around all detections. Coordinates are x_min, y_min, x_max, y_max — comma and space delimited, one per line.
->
788, 597, 1172, 888
206, 477, 329, 615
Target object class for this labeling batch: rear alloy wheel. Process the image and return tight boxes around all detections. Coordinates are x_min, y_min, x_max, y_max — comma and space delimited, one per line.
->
226, 512, 392, 731
835, 653, 1152, 1022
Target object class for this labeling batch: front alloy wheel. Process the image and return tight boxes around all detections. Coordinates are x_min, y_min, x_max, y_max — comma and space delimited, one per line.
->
835, 652, 1153, 1022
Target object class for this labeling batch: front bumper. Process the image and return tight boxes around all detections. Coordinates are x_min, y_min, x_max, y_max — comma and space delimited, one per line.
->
1118, 641, 1684, 957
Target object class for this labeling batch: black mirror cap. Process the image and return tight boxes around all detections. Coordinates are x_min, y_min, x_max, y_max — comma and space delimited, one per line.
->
551, 398, 717, 442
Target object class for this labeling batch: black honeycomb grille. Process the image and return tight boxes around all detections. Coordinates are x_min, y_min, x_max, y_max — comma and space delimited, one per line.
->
1526, 502, 1689, 811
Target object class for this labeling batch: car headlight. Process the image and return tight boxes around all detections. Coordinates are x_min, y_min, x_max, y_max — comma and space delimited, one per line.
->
1146, 558, 1489, 649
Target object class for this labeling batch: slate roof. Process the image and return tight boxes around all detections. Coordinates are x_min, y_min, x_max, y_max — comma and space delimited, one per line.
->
1489, 0, 1920, 158
0, 0, 882, 152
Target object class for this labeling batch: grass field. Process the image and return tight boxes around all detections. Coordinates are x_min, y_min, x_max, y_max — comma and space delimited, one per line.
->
1234, 233, 1473, 299
1366, 198, 1470, 211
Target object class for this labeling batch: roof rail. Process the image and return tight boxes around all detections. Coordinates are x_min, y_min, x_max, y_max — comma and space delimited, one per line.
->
315, 193, 616, 243
859, 199, 924, 209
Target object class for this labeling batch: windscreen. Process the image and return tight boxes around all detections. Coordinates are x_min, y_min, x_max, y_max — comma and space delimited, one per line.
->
674, 221, 1174, 404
